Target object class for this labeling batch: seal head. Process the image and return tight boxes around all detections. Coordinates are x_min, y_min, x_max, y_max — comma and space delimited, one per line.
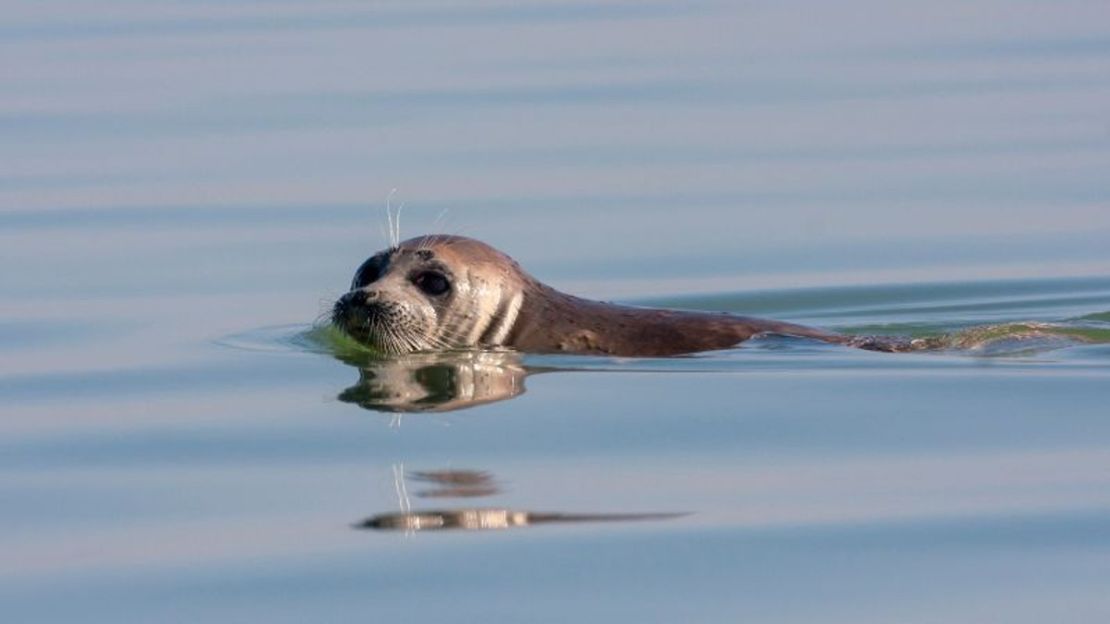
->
332, 236, 526, 354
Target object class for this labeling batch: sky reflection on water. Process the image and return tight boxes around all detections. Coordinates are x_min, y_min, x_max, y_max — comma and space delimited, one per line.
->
2, 1, 1110, 622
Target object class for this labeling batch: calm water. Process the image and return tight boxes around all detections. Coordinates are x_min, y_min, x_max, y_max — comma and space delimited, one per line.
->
4, 1, 1110, 622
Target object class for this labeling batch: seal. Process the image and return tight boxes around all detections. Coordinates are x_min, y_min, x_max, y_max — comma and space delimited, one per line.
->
331, 235, 919, 356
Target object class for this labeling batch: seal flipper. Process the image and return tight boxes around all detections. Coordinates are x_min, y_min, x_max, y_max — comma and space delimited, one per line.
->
739, 318, 935, 353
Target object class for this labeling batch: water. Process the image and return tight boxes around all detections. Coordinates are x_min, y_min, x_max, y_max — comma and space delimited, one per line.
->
3, 1, 1110, 622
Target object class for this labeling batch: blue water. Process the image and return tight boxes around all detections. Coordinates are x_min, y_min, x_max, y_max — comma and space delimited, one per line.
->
3, 1, 1110, 622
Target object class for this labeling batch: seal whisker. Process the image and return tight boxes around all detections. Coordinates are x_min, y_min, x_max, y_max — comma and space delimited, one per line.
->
393, 203, 404, 249
383, 188, 403, 250
432, 208, 451, 233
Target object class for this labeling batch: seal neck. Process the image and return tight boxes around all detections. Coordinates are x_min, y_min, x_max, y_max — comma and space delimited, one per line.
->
507, 281, 759, 356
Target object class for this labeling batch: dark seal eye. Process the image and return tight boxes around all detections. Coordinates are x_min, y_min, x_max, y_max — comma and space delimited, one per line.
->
413, 271, 450, 296
351, 254, 387, 290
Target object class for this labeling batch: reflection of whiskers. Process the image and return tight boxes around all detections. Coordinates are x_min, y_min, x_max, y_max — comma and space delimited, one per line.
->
391, 463, 413, 536
361, 465, 687, 534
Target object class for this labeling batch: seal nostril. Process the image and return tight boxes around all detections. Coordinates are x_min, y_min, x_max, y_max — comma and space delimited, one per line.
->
339, 290, 379, 310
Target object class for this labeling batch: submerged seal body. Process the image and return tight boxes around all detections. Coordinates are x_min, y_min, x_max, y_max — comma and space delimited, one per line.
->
332, 235, 914, 356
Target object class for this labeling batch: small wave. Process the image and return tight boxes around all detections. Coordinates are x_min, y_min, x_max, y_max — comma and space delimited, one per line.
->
218, 322, 408, 368
215, 323, 310, 353
1076, 311, 1110, 323
840, 320, 1110, 357
940, 323, 1098, 356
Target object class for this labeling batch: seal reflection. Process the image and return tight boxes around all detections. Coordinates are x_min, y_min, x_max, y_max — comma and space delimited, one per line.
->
335, 350, 528, 413
356, 465, 687, 534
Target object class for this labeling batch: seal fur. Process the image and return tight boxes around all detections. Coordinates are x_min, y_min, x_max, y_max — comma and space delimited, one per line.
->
332, 235, 918, 356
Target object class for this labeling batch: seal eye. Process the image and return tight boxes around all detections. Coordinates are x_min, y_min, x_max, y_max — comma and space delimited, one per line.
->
351, 254, 387, 289
413, 271, 450, 296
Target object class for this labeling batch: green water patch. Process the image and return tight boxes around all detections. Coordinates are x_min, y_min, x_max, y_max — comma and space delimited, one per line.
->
296, 323, 388, 363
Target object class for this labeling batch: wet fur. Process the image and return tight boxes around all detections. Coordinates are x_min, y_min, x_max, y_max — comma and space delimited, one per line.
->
333, 235, 917, 356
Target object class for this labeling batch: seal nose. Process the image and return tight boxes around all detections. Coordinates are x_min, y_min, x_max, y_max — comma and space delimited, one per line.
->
334, 290, 378, 316
349, 289, 379, 305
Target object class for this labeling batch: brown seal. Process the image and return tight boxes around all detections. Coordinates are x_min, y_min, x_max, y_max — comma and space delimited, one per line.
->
331, 235, 917, 356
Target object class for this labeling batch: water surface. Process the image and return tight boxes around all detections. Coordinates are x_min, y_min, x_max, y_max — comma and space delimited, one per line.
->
3, 1, 1110, 622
